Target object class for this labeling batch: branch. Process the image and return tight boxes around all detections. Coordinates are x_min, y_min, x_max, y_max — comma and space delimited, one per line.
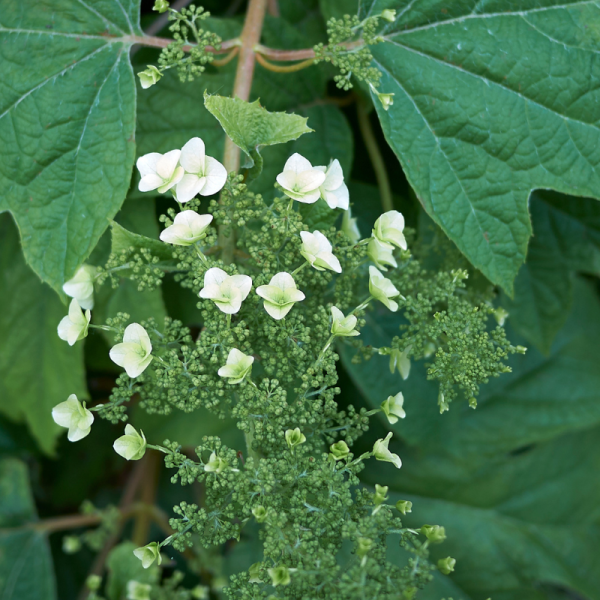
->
255, 53, 314, 73
128, 34, 240, 54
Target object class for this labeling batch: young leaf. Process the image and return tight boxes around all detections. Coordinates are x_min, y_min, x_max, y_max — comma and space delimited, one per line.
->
0, 458, 57, 600
204, 92, 313, 178
110, 220, 174, 262
0, 0, 141, 292
364, 1, 600, 293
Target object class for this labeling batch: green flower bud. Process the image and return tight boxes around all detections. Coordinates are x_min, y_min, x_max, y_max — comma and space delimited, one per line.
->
268, 565, 291, 586
204, 451, 228, 473
437, 556, 456, 575
341, 207, 361, 244
381, 392, 406, 424
330, 306, 359, 337
329, 440, 350, 460
285, 428, 306, 450
113, 425, 147, 461
356, 537, 373, 558
86, 574, 102, 591
493, 306, 509, 326
420, 524, 446, 544
153, 0, 169, 13
256, 272, 305, 320
381, 9, 396, 21
373, 484, 388, 505
396, 500, 412, 515
369, 266, 401, 312
248, 562, 263, 583
138, 65, 162, 90
369, 82, 395, 111
218, 348, 254, 384
252, 505, 267, 523
372, 432, 402, 468
127, 580, 151, 600
133, 541, 162, 569
62, 535, 81, 554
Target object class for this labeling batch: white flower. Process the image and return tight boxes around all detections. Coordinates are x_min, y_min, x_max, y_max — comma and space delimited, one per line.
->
133, 542, 162, 569
176, 137, 227, 203
52, 394, 94, 442
369, 266, 400, 312
341, 207, 361, 244
389, 346, 411, 380
315, 159, 349, 210
63, 265, 96, 310
330, 306, 359, 337
373, 210, 407, 250
256, 272, 305, 320
300, 230, 342, 273
381, 392, 406, 424
58, 299, 91, 346
199, 268, 252, 314
109, 324, 153, 378
113, 424, 147, 460
276, 153, 326, 203
218, 348, 254, 384
137, 149, 184, 194
160, 210, 213, 246
372, 432, 402, 468
367, 237, 397, 270
137, 65, 162, 89
204, 451, 228, 473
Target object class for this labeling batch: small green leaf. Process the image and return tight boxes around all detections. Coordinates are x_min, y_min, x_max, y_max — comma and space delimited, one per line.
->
203, 92, 313, 177
0, 458, 57, 599
0, 215, 87, 454
110, 220, 174, 263
0, 0, 141, 292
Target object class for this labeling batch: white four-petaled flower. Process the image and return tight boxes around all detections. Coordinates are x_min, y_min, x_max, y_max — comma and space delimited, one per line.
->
199, 268, 252, 314
372, 432, 402, 468
63, 264, 96, 310
330, 306, 359, 337
367, 237, 397, 271
52, 394, 94, 442
159, 210, 213, 246
369, 266, 401, 312
372, 210, 407, 250
137, 149, 184, 194
218, 348, 254, 384
176, 137, 227, 202
109, 323, 153, 378
316, 159, 349, 210
133, 542, 162, 569
256, 272, 305, 320
276, 154, 326, 204
381, 392, 406, 424
113, 424, 147, 460
58, 298, 91, 346
300, 230, 342, 273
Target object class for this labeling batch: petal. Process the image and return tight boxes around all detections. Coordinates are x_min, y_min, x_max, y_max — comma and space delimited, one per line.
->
158, 166, 184, 194
269, 272, 295, 290
136, 153, 162, 177
52, 398, 78, 427
180, 137, 205, 173
199, 284, 221, 300
67, 424, 91, 442
57, 316, 73, 343
283, 153, 313, 174
156, 149, 181, 179
200, 157, 227, 196
160, 223, 194, 245
77, 293, 94, 310
276, 171, 299, 192
227, 348, 247, 364
124, 354, 153, 378
264, 300, 294, 320
109, 343, 133, 368
311, 230, 333, 253
204, 267, 228, 287
229, 274, 252, 300
176, 173, 205, 203
294, 170, 326, 193
323, 159, 344, 190
123, 323, 152, 353
139, 173, 164, 192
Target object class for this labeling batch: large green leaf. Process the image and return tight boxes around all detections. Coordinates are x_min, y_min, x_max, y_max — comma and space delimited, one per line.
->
341, 278, 600, 599
0, 0, 140, 291
362, 0, 600, 293
0, 215, 87, 454
0, 458, 56, 599
502, 191, 600, 354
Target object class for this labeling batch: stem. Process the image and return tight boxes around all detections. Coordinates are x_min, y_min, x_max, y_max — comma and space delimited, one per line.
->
255, 52, 314, 73
128, 34, 240, 53
291, 262, 309, 277
144, 0, 193, 36
356, 100, 393, 212
212, 46, 240, 67
195, 244, 210, 266
132, 451, 160, 546
254, 40, 363, 61
351, 296, 374, 316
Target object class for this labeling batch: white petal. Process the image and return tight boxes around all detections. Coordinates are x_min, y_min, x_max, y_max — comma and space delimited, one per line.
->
276, 171, 299, 192
67, 425, 91, 442
109, 343, 133, 368
180, 137, 205, 173
57, 316, 73, 343
160, 223, 193, 245
156, 149, 181, 179
204, 267, 228, 287
139, 173, 164, 192
283, 153, 313, 173
136, 153, 162, 177
200, 157, 227, 196
158, 166, 184, 193
294, 170, 326, 193
229, 274, 252, 300
323, 183, 349, 210
77, 293, 94, 310
52, 398, 78, 428
312, 230, 333, 253
123, 354, 153, 378
176, 173, 205, 203
323, 159, 344, 191
269, 272, 295, 290
264, 301, 293, 320
199, 283, 221, 300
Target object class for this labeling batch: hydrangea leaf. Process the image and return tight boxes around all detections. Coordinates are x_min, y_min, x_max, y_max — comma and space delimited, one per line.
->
110, 219, 174, 262
0, 215, 87, 455
0, 0, 141, 292
341, 279, 600, 598
0, 458, 57, 599
362, 1, 600, 293
203, 92, 313, 177
501, 191, 600, 354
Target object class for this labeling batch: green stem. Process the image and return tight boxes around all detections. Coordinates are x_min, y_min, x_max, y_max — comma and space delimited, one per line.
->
356, 100, 393, 213
291, 261, 309, 277
350, 296, 374, 316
